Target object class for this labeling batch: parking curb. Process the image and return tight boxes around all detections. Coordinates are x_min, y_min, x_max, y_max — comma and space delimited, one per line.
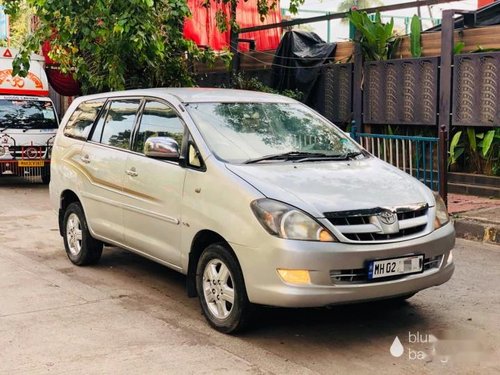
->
454, 218, 499, 245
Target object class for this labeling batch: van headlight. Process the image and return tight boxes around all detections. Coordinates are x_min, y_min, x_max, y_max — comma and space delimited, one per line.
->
433, 192, 450, 229
251, 198, 336, 242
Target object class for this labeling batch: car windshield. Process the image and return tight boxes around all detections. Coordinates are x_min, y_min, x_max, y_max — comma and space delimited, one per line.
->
0, 99, 58, 130
186, 102, 363, 164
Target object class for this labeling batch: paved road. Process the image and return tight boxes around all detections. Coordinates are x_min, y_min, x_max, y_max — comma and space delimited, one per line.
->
1, 180, 499, 374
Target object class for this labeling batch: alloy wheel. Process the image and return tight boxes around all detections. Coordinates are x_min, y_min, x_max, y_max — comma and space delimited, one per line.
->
202, 258, 235, 319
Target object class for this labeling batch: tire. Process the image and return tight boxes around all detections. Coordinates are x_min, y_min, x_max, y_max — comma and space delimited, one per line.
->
196, 243, 253, 334
380, 293, 416, 305
41, 169, 50, 184
63, 202, 103, 266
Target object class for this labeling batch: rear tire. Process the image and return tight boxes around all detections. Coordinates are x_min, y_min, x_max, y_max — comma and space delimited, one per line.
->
63, 202, 103, 266
196, 243, 253, 334
41, 171, 50, 184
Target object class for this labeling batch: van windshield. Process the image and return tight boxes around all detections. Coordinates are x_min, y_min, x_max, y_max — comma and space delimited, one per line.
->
186, 102, 363, 164
0, 99, 58, 130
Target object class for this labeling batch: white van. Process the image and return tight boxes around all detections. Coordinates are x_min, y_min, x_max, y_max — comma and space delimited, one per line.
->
0, 48, 59, 183
50, 88, 455, 333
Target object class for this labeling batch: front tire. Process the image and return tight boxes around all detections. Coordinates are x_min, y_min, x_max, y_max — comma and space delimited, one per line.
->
41, 165, 50, 184
196, 243, 253, 333
63, 202, 103, 266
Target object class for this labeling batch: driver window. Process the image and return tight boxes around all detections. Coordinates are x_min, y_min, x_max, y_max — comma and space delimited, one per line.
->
133, 100, 184, 157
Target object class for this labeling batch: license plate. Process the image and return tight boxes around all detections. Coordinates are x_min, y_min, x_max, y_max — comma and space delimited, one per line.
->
18, 160, 44, 167
368, 255, 424, 280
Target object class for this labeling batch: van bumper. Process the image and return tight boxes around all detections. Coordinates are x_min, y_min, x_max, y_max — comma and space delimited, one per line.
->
231, 223, 455, 308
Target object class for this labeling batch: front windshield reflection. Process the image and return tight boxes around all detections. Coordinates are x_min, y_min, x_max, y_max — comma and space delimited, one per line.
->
0, 99, 57, 130
186, 102, 361, 164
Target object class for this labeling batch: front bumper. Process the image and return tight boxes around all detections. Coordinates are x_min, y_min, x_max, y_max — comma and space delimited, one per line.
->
231, 222, 455, 307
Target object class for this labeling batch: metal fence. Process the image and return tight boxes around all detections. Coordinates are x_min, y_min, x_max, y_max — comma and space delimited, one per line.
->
355, 133, 440, 192
453, 52, 500, 127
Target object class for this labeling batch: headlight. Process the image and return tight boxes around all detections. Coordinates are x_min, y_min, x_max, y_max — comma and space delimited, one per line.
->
251, 198, 336, 241
0, 147, 5, 157
433, 192, 450, 229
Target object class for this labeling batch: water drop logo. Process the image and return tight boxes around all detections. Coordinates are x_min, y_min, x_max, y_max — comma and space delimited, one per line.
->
390, 336, 404, 357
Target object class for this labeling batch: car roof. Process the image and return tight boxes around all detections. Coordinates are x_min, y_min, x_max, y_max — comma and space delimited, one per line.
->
73, 87, 297, 104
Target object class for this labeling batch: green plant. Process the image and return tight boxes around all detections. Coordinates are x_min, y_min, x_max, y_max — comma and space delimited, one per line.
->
453, 41, 465, 54
229, 73, 303, 101
4, 0, 217, 93
448, 130, 464, 166
449, 128, 500, 175
336, 0, 383, 23
347, 10, 400, 61
410, 15, 422, 58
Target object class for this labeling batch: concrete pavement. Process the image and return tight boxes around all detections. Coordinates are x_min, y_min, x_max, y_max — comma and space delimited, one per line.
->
1, 181, 500, 374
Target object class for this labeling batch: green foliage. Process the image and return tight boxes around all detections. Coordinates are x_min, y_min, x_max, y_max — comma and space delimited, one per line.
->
448, 131, 464, 166
410, 15, 422, 58
336, 0, 383, 23
347, 10, 400, 61
3, 0, 216, 94
0, 0, 30, 48
453, 41, 465, 54
229, 73, 303, 101
466, 127, 477, 152
449, 128, 500, 176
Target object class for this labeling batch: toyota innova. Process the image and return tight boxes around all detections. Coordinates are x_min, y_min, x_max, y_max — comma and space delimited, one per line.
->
50, 88, 455, 333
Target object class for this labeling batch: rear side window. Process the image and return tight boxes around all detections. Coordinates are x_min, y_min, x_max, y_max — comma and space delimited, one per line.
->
99, 99, 141, 150
63, 100, 105, 140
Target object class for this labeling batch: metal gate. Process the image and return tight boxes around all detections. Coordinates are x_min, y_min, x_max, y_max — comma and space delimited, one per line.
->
353, 132, 441, 192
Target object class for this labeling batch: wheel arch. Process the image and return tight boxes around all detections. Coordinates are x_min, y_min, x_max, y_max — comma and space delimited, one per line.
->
58, 190, 82, 236
186, 230, 237, 297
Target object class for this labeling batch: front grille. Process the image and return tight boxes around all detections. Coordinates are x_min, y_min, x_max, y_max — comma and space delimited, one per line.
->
330, 255, 443, 284
325, 204, 429, 242
6, 145, 49, 159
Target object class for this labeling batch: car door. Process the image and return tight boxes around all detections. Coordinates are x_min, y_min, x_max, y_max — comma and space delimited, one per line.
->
122, 99, 187, 268
79, 98, 142, 244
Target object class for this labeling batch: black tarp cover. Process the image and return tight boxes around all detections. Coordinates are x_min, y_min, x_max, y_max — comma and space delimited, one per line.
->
271, 31, 336, 108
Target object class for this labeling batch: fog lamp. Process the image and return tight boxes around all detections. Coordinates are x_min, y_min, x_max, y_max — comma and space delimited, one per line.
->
277, 269, 311, 284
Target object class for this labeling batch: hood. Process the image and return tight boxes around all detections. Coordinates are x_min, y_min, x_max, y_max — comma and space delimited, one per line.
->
225, 157, 434, 217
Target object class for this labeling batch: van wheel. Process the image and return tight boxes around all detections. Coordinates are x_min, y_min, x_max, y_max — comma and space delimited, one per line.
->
196, 243, 253, 333
41, 171, 50, 184
63, 202, 102, 266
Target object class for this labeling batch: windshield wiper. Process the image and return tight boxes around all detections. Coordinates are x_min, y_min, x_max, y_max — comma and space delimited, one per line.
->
294, 151, 364, 163
244, 151, 329, 164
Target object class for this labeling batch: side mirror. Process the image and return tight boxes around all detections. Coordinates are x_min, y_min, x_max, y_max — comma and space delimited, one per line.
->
144, 136, 180, 159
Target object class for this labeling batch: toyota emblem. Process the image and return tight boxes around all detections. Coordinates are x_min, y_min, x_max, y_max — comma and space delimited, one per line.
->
379, 210, 397, 225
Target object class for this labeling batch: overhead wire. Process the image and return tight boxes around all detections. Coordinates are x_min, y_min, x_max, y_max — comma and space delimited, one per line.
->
229, 45, 345, 69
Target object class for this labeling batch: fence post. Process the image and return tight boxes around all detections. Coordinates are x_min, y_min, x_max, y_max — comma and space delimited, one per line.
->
439, 125, 448, 204
350, 120, 358, 141
438, 9, 454, 204
352, 31, 363, 135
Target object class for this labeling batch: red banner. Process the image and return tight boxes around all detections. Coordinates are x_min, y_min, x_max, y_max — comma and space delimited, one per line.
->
183, 0, 282, 51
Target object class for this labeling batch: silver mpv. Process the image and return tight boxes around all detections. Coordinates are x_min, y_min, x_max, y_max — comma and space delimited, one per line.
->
50, 88, 455, 333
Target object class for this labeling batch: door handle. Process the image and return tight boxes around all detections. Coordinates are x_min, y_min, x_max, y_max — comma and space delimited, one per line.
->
125, 167, 138, 177
80, 154, 90, 164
